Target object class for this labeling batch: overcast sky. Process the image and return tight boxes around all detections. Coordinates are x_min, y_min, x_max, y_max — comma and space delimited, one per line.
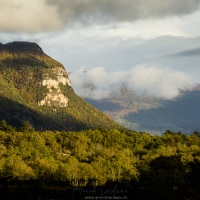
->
1, 0, 200, 99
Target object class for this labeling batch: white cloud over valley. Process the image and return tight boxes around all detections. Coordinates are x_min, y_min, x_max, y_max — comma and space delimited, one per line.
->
70, 64, 194, 99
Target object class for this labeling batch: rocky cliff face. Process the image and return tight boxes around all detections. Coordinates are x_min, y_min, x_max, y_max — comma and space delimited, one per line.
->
38, 67, 71, 107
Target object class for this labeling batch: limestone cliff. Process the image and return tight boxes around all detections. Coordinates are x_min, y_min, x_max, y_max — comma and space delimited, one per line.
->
38, 67, 71, 107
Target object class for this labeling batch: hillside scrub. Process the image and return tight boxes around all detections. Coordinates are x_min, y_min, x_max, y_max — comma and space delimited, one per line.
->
0, 120, 200, 199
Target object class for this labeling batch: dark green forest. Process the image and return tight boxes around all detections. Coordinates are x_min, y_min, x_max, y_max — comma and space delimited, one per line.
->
0, 120, 200, 199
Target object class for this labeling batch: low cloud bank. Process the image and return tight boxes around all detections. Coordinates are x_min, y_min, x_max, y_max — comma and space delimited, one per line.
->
69, 64, 194, 99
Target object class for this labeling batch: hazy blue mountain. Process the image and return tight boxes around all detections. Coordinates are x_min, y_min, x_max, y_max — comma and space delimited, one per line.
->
85, 87, 200, 134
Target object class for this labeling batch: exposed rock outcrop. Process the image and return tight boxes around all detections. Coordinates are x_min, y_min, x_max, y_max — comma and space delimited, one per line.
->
38, 68, 71, 107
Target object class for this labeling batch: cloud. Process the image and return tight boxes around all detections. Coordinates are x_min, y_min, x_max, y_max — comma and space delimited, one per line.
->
127, 64, 194, 99
69, 64, 194, 99
171, 47, 200, 57
0, 0, 63, 32
1, 0, 200, 32
47, 0, 200, 25
69, 67, 126, 98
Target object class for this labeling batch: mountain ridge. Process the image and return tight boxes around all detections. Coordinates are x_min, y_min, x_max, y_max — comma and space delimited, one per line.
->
0, 41, 43, 55
0, 41, 121, 131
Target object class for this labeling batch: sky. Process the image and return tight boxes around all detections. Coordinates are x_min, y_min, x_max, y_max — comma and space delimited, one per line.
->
1, 0, 200, 99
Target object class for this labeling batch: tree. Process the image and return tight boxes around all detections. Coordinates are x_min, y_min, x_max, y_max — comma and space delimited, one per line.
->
138, 155, 186, 199
20, 121, 34, 132
2, 156, 36, 180
0, 120, 7, 131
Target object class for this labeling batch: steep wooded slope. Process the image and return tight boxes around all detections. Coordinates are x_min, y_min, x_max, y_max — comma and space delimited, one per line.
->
0, 41, 121, 131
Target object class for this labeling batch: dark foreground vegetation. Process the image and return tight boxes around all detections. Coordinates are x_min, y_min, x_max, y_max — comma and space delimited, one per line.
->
0, 120, 200, 199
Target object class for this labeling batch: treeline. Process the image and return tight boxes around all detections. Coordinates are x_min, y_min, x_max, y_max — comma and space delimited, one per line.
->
0, 120, 200, 199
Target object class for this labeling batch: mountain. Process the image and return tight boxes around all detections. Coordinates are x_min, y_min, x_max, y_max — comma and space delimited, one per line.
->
0, 41, 121, 131
125, 89, 200, 134
85, 85, 200, 134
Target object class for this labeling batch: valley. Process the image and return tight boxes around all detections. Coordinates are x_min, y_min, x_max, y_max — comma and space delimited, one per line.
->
85, 85, 200, 134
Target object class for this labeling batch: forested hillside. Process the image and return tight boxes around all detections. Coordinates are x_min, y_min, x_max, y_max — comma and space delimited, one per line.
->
0, 120, 200, 199
0, 42, 121, 131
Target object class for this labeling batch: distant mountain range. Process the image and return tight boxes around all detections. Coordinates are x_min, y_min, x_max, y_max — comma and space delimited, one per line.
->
0, 41, 121, 131
85, 84, 200, 134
